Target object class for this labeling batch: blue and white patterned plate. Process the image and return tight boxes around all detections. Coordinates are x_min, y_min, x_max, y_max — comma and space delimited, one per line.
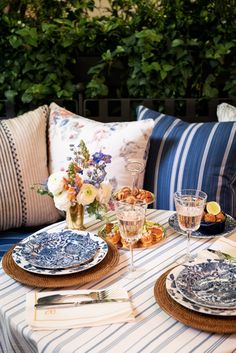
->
14, 230, 99, 269
166, 263, 236, 316
175, 259, 236, 309
168, 213, 236, 238
12, 229, 108, 275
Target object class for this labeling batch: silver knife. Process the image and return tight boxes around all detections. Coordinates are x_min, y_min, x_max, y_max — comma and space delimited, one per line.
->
35, 298, 129, 308
37, 293, 100, 305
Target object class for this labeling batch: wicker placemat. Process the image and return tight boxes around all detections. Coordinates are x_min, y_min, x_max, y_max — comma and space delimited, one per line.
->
2, 242, 119, 288
154, 268, 236, 333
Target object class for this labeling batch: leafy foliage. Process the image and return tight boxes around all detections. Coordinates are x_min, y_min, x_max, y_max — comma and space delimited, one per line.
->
0, 0, 98, 108
86, 0, 236, 98
0, 0, 235, 110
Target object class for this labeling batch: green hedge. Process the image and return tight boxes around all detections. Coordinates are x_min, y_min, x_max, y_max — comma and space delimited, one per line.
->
0, 0, 235, 111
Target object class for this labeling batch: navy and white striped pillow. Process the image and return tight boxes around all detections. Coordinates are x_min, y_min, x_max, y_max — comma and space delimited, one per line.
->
137, 105, 236, 218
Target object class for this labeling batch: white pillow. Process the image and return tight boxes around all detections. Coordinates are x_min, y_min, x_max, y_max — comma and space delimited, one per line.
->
217, 103, 236, 122
48, 103, 154, 191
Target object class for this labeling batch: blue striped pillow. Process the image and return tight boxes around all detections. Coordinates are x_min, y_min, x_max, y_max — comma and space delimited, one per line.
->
137, 106, 236, 218
0, 227, 40, 259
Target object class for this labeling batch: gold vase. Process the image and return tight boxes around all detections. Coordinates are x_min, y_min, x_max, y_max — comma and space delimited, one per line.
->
66, 204, 85, 230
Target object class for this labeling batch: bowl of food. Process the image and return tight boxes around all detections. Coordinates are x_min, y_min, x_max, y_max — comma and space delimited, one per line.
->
199, 201, 226, 235
98, 220, 165, 249
113, 186, 155, 205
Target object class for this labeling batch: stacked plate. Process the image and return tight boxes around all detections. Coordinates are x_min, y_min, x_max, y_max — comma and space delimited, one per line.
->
166, 259, 236, 316
12, 229, 108, 276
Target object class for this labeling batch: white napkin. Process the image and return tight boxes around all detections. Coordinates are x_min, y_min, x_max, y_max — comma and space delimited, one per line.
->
197, 236, 236, 260
26, 288, 134, 330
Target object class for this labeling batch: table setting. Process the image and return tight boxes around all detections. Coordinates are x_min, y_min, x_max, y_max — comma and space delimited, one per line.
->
154, 189, 236, 334
155, 235, 236, 333
2, 225, 120, 288
1, 207, 236, 353
2, 157, 236, 353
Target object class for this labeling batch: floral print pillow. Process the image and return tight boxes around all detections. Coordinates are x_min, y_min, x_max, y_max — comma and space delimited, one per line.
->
48, 103, 154, 191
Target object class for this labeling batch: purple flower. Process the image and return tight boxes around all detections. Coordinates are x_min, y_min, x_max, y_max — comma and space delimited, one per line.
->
92, 152, 104, 164
92, 152, 112, 165
103, 154, 112, 164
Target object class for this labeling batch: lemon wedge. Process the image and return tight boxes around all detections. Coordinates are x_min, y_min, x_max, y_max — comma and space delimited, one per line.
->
206, 201, 221, 215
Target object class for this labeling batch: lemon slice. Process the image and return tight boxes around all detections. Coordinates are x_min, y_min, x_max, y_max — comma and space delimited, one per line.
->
206, 201, 221, 215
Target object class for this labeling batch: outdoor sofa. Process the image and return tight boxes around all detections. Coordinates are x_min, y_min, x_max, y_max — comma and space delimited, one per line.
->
0, 97, 236, 258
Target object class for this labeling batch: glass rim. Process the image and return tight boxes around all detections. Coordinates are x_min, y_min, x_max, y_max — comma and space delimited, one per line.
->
113, 199, 147, 210
174, 189, 207, 199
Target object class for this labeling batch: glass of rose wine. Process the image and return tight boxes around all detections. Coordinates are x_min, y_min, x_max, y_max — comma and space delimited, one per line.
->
174, 189, 207, 262
115, 201, 146, 278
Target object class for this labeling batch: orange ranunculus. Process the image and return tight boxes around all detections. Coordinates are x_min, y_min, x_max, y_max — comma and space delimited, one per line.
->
63, 177, 70, 190
75, 174, 83, 188
67, 186, 77, 201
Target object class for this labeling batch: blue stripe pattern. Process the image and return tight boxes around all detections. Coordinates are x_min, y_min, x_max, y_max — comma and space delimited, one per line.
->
0, 226, 42, 259
137, 105, 236, 218
1, 210, 236, 353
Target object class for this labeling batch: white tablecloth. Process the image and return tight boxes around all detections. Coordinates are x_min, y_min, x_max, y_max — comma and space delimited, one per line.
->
0, 209, 236, 353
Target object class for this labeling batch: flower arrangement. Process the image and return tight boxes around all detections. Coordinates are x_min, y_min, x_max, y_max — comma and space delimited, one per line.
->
35, 140, 112, 220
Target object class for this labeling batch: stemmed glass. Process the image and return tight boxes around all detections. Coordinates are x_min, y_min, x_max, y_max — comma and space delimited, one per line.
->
114, 201, 146, 278
126, 159, 145, 193
174, 189, 207, 262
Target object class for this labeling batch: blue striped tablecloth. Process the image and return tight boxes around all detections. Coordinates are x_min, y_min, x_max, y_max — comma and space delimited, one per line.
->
0, 209, 236, 353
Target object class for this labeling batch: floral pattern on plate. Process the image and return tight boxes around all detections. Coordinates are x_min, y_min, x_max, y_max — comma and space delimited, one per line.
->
168, 213, 236, 238
12, 229, 108, 275
175, 259, 236, 309
166, 263, 236, 316
15, 230, 99, 269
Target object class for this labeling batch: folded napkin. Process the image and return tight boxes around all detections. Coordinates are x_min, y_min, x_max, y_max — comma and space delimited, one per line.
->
198, 236, 236, 260
26, 288, 134, 330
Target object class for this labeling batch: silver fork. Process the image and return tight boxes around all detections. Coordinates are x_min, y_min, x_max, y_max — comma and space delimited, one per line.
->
37, 288, 119, 305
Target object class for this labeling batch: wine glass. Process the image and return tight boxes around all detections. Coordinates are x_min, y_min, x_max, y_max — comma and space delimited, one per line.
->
174, 189, 207, 262
126, 159, 145, 193
114, 201, 146, 278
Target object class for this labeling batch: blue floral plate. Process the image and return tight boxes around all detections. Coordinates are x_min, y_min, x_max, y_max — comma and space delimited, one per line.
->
12, 228, 108, 275
168, 213, 236, 238
175, 259, 236, 309
166, 262, 236, 316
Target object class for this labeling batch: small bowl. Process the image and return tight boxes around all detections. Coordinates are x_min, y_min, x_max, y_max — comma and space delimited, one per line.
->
199, 214, 227, 235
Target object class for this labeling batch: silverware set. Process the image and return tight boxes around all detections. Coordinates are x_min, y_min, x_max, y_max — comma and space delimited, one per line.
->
35, 288, 129, 308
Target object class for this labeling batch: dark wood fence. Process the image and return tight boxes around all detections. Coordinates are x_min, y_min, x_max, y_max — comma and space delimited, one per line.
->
1, 95, 236, 123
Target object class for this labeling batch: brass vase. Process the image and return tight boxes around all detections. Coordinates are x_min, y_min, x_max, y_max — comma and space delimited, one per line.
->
66, 204, 85, 230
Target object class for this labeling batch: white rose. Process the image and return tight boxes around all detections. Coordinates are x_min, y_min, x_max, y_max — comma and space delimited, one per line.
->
76, 184, 97, 206
47, 171, 67, 195
96, 182, 112, 204
53, 191, 71, 211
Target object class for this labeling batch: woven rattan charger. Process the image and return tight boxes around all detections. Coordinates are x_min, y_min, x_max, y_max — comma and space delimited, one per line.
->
2, 242, 119, 288
154, 268, 236, 333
